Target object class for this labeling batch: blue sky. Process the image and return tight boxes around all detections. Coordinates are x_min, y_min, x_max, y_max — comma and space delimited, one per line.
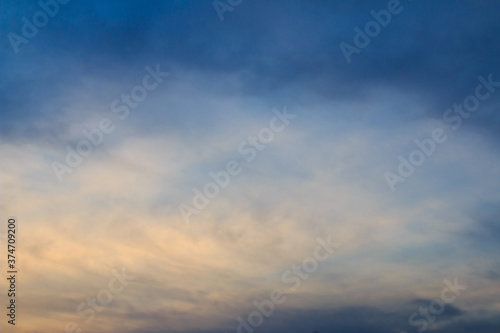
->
1, 1, 500, 332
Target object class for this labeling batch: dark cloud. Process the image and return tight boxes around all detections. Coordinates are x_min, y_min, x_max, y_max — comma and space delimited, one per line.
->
3, 0, 500, 134
126, 304, 481, 333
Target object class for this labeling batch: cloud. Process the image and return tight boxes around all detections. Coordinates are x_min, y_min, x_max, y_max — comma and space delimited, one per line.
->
1, 0, 500, 332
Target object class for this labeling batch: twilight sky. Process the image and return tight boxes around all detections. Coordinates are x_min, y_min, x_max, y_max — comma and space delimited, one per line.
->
1, 0, 500, 332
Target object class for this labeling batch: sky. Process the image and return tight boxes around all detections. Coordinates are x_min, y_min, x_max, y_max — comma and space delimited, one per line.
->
1, 0, 500, 332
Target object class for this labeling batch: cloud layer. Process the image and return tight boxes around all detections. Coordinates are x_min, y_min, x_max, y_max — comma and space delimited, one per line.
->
1, 0, 500, 332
